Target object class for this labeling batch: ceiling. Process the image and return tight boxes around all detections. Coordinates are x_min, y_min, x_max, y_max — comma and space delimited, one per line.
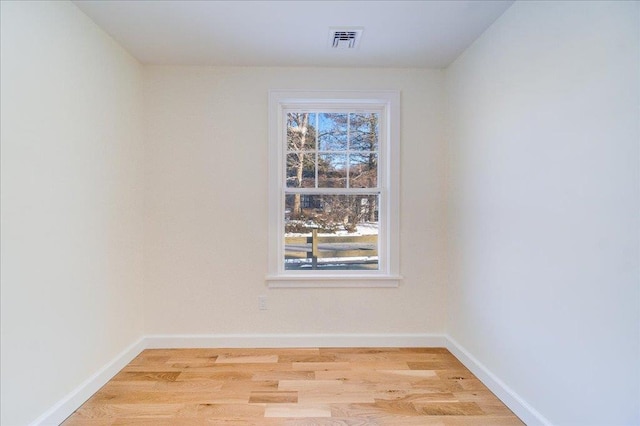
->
73, 0, 513, 69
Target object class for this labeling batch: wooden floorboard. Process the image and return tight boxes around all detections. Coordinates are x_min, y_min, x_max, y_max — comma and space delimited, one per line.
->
63, 348, 524, 425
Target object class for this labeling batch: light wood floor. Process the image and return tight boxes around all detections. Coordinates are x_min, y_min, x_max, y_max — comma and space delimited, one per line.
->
63, 347, 525, 425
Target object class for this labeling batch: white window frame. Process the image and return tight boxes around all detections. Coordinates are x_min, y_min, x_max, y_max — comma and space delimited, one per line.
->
267, 90, 401, 288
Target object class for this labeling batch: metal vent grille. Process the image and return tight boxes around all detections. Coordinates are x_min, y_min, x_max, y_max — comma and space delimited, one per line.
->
329, 28, 363, 49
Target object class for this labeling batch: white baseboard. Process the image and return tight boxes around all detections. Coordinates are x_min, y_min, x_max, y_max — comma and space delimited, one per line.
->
444, 335, 551, 426
30, 337, 146, 426
145, 333, 447, 349
30, 333, 548, 426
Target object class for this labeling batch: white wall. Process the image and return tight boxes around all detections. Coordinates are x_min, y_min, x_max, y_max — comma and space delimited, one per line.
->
446, 1, 639, 425
143, 67, 447, 337
0, 2, 145, 425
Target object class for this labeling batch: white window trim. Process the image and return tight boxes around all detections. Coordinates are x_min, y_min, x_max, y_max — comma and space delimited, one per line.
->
266, 90, 401, 288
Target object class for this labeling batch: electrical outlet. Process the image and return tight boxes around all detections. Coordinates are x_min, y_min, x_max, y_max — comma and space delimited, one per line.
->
258, 295, 267, 310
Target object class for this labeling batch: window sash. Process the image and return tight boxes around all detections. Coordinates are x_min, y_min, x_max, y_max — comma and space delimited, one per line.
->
284, 110, 381, 191
284, 188, 380, 195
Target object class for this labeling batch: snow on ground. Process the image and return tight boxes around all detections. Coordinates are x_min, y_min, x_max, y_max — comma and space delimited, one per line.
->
285, 222, 378, 237
284, 222, 378, 269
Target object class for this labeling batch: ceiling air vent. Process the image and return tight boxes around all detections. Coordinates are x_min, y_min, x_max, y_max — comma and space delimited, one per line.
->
329, 27, 363, 49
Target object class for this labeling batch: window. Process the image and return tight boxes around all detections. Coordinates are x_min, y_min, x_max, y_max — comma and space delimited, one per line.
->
267, 91, 401, 288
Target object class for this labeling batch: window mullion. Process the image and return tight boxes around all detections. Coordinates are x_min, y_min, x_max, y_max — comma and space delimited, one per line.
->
314, 112, 318, 189
346, 113, 350, 189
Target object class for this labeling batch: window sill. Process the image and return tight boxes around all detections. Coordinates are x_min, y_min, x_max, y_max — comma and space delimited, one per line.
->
265, 275, 402, 288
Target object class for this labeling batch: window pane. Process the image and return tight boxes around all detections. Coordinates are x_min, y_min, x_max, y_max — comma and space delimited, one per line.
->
318, 113, 347, 151
318, 154, 347, 188
284, 194, 379, 270
349, 153, 377, 188
286, 153, 315, 188
287, 113, 316, 151
349, 112, 378, 151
